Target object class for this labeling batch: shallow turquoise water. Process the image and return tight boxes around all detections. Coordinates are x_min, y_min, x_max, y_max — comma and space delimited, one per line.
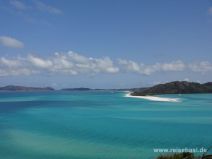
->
0, 91, 211, 159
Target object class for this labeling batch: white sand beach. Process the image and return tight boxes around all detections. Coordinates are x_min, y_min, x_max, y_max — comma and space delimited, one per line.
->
125, 92, 179, 102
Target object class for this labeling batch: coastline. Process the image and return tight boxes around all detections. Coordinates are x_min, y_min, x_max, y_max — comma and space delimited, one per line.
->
125, 92, 179, 102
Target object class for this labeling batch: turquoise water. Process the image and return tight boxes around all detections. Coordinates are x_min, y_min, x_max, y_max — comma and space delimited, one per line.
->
0, 91, 211, 159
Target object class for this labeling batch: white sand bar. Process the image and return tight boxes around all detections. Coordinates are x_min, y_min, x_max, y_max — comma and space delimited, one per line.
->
125, 92, 180, 102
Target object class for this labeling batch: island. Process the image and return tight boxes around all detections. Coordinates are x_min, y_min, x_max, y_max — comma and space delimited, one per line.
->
61, 88, 135, 91
131, 81, 212, 96
1, 81, 212, 94
61, 87, 91, 91
0, 85, 55, 91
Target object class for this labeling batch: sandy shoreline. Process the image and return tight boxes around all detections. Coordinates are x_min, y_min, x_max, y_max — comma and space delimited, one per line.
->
125, 92, 179, 102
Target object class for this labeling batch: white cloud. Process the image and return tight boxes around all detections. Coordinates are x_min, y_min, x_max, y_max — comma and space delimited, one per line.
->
189, 61, 212, 73
0, 57, 21, 67
9, 0, 62, 15
0, 51, 119, 77
158, 60, 185, 71
0, 51, 211, 77
183, 78, 190, 82
118, 59, 141, 73
28, 55, 53, 69
61, 51, 119, 74
208, 7, 212, 15
0, 36, 24, 48
0, 68, 36, 76
118, 59, 185, 75
10, 0, 27, 10
34, 1, 62, 15
0, 57, 36, 76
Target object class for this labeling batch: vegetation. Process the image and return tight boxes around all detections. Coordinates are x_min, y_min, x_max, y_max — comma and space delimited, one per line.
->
132, 81, 212, 96
156, 152, 196, 159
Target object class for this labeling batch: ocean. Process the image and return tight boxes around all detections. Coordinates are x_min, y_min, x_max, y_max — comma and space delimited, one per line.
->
0, 91, 211, 159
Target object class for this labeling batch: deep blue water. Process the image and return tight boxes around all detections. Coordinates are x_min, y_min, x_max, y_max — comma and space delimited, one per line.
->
0, 91, 211, 159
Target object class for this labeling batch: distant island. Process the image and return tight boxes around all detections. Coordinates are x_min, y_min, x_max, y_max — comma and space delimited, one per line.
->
61, 87, 91, 91
0, 85, 132, 91
131, 81, 212, 96
1, 81, 212, 95
61, 88, 134, 91
0, 85, 54, 91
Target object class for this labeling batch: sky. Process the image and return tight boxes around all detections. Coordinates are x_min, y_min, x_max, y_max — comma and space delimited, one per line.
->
0, 0, 212, 89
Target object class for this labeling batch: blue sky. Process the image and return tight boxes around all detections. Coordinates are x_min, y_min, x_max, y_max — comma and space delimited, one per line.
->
0, 0, 212, 89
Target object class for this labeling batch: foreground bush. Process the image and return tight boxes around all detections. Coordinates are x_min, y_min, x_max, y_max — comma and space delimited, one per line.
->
156, 152, 196, 159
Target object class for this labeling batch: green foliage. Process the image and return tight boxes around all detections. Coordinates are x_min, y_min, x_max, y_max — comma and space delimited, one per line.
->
156, 152, 195, 159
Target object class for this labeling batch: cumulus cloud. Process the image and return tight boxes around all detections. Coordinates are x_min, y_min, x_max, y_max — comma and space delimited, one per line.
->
26, 52, 119, 75
183, 78, 190, 82
28, 55, 53, 69
189, 61, 212, 73
64, 52, 119, 74
158, 60, 185, 71
0, 51, 119, 77
0, 57, 21, 67
118, 59, 185, 75
0, 51, 211, 77
0, 57, 36, 76
0, 36, 24, 48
